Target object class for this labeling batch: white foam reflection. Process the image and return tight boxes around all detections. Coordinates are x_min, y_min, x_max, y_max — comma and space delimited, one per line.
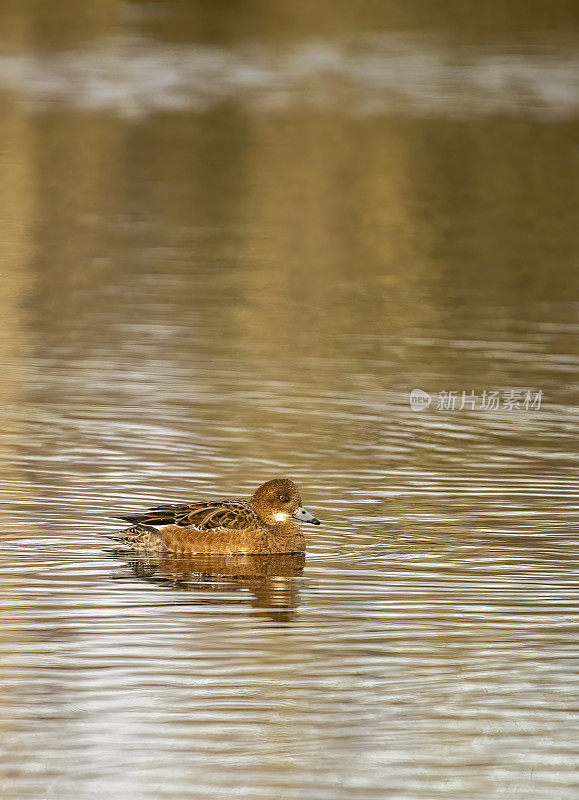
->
0, 34, 577, 117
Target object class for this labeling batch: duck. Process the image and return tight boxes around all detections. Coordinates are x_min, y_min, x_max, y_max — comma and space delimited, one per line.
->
111, 478, 320, 555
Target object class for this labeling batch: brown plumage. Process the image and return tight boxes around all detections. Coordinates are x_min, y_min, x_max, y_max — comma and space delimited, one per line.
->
111, 478, 320, 555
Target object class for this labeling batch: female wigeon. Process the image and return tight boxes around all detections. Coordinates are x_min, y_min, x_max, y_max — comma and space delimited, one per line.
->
112, 478, 320, 555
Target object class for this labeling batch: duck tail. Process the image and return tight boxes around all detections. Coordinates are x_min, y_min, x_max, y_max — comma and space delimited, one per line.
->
107, 524, 164, 550
112, 504, 179, 527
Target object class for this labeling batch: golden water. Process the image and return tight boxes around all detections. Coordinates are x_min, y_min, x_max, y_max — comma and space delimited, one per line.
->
0, 2, 577, 798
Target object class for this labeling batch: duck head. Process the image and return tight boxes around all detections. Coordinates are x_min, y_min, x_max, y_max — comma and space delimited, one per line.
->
251, 478, 321, 526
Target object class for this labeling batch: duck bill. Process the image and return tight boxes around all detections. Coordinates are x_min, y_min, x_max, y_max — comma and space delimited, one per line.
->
293, 506, 321, 525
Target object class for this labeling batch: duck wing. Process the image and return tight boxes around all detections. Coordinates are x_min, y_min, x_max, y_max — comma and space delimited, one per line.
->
114, 500, 261, 531
114, 504, 183, 527
174, 500, 261, 531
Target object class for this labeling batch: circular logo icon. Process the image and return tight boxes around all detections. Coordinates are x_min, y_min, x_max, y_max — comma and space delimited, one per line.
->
409, 388, 432, 411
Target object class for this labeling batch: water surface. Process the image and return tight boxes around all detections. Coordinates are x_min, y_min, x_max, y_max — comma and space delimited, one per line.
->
0, 2, 578, 798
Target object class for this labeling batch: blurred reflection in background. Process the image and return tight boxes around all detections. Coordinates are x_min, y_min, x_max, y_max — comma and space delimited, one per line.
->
0, 2, 577, 800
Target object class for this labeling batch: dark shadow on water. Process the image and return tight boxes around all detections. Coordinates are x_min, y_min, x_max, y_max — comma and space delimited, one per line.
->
108, 548, 306, 623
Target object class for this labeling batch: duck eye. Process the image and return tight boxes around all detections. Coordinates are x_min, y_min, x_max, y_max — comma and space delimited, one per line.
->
279, 494, 288, 502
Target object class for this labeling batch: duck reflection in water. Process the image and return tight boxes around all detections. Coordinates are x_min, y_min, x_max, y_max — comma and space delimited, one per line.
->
109, 549, 305, 623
